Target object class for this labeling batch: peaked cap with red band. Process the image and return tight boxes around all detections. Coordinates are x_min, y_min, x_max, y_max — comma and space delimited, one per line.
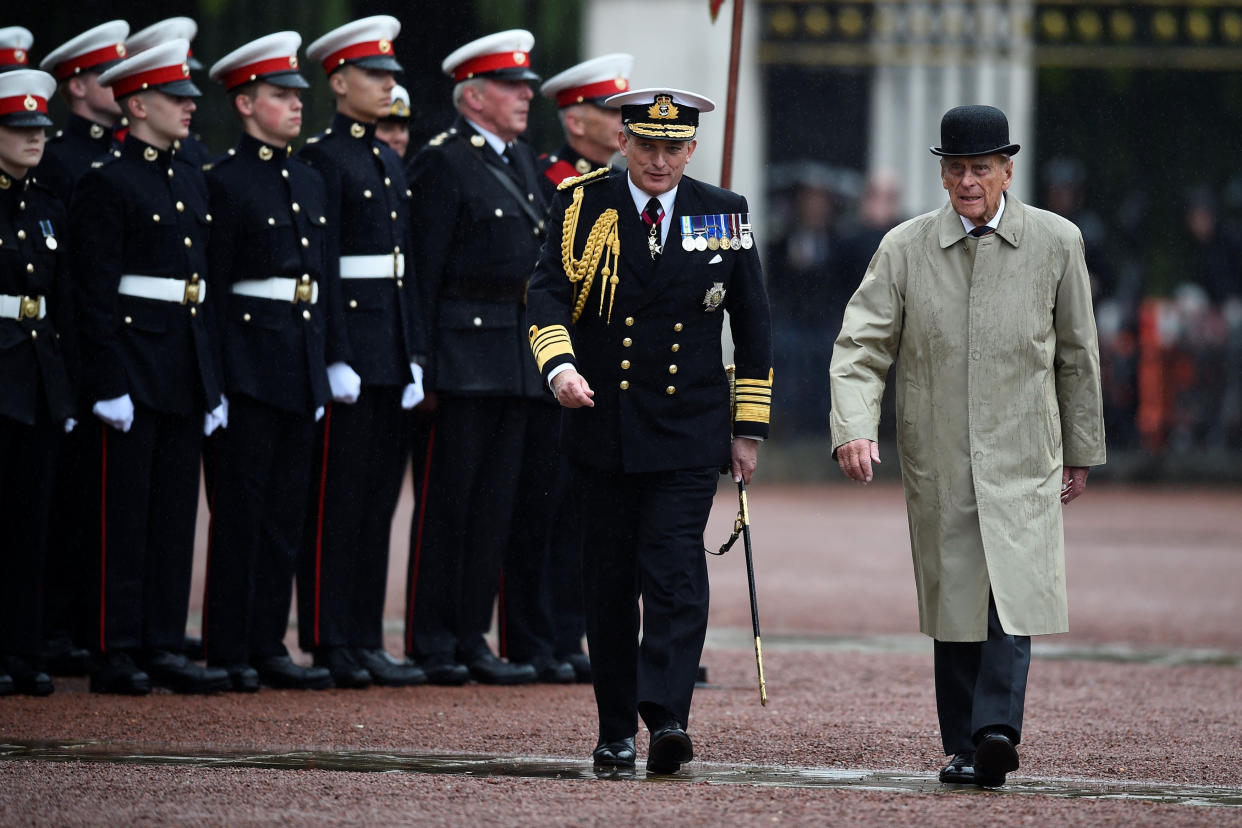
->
307, 15, 402, 77
540, 53, 633, 109
442, 29, 539, 84
0, 27, 34, 73
98, 38, 200, 99
40, 20, 130, 81
126, 17, 203, 71
0, 68, 55, 127
209, 31, 308, 92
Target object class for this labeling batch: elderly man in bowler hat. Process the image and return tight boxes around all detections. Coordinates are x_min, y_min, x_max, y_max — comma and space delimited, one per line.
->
829, 105, 1106, 786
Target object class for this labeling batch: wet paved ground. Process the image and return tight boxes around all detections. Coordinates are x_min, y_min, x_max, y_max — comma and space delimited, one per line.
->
2, 480, 1240, 824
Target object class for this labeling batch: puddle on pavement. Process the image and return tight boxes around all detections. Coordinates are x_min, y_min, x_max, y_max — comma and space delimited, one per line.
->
2, 740, 1239, 807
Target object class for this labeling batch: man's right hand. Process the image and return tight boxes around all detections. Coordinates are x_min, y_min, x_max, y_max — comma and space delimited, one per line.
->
326, 362, 362, 404
836, 438, 880, 484
551, 368, 595, 408
93, 394, 135, 433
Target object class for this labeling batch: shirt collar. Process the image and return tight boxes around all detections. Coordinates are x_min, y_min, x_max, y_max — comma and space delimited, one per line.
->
959, 193, 1005, 234
626, 173, 677, 220
465, 118, 508, 157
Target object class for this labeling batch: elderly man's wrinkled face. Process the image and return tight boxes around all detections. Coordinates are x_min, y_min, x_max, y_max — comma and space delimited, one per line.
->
941, 154, 1012, 226
618, 131, 696, 197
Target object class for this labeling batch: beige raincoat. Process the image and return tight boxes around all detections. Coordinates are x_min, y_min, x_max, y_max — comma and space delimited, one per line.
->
829, 196, 1106, 641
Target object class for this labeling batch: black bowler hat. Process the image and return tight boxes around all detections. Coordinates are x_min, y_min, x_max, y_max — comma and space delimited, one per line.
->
929, 105, 1020, 157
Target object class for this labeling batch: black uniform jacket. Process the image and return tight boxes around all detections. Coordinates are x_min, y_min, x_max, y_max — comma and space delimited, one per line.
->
0, 172, 75, 426
406, 115, 548, 398
70, 136, 222, 416
299, 113, 421, 387
535, 142, 604, 203
527, 170, 773, 474
206, 134, 345, 415
38, 114, 116, 208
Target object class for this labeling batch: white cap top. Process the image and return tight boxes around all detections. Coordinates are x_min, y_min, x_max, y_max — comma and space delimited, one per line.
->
0, 26, 34, 68
40, 20, 130, 80
306, 15, 401, 76
441, 29, 536, 81
126, 17, 197, 53
541, 53, 634, 107
387, 83, 411, 118
209, 31, 305, 90
98, 38, 198, 98
0, 68, 57, 127
606, 87, 715, 113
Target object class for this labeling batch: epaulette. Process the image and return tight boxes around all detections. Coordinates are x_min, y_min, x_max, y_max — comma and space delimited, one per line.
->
557, 166, 610, 191
90, 154, 120, 170
427, 129, 452, 147
304, 132, 326, 145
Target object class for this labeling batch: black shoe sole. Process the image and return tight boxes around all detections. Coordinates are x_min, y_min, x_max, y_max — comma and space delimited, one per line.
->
938, 769, 975, 784
647, 731, 693, 774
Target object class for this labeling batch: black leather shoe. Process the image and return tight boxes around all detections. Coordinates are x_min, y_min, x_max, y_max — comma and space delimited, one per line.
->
974, 730, 1019, 787
647, 722, 694, 774
524, 656, 575, 684
2, 655, 53, 696
211, 662, 260, 693
142, 650, 230, 694
465, 652, 536, 685
182, 635, 205, 661
0, 673, 12, 696
938, 751, 976, 784
420, 656, 470, 686
592, 737, 637, 768
89, 651, 151, 695
315, 647, 371, 688
563, 652, 591, 683
252, 655, 332, 690
354, 649, 427, 687
42, 633, 89, 676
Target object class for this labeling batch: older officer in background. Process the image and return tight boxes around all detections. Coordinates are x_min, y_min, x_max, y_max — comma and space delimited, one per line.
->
298, 16, 426, 689
404, 30, 551, 687
0, 68, 74, 697
535, 53, 631, 200
124, 17, 211, 168
527, 88, 773, 773
200, 32, 341, 693
830, 105, 1106, 787
72, 39, 228, 695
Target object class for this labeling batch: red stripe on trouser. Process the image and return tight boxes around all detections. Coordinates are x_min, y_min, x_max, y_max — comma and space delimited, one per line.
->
98, 425, 108, 652
312, 404, 333, 647
405, 423, 436, 654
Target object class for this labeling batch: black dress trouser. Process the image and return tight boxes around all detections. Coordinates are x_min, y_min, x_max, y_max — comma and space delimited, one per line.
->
933, 593, 1031, 755
204, 394, 315, 663
575, 462, 718, 742
0, 411, 56, 657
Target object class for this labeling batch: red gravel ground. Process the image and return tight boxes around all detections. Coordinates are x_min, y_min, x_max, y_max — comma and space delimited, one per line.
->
2, 480, 1240, 825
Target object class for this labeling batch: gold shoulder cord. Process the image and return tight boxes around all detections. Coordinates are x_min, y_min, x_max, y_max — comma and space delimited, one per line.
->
561, 184, 620, 324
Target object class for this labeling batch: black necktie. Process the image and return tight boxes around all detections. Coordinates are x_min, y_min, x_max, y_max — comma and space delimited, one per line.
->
642, 197, 664, 259
968, 225, 995, 237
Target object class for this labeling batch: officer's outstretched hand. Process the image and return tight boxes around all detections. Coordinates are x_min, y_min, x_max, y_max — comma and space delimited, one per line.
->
93, 394, 135, 433
836, 438, 880, 484
551, 368, 595, 408
731, 436, 759, 484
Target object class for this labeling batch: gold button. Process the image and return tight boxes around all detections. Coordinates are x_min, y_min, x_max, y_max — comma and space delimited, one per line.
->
666, 386, 676, 395
152, 214, 160, 222
390, 211, 397, 220
301, 237, 309, 247
301, 274, 310, 283
622, 337, 632, 347
17, 229, 26, 239
292, 202, 300, 212
668, 365, 678, 374
620, 380, 630, 390
494, 208, 504, 217
472, 316, 483, 327
167, 169, 174, 178
384, 177, 391, 186
671, 343, 680, 352
206, 214, 212, 223
372, 147, 380, 156
30, 330, 37, 339
394, 246, 401, 254
124, 315, 133, 325
184, 237, 192, 248
190, 306, 197, 317
364, 189, 373, 198
267, 217, 276, 225
349, 299, 358, 308
625, 317, 634, 326
674, 322, 683, 332
621, 360, 630, 370
176, 201, 185, 212
26, 263, 33, 273
302, 309, 311, 320
243, 313, 251, 322
396, 279, 404, 288
281, 169, 289, 179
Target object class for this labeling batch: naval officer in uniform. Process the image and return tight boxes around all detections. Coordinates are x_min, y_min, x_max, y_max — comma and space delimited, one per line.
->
298, 15, 426, 689
526, 88, 773, 772
71, 39, 228, 695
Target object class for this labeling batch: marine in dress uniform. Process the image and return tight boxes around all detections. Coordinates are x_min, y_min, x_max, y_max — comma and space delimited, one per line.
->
198, 32, 341, 693
375, 83, 411, 161
404, 30, 552, 687
0, 69, 73, 696
34, 20, 130, 676
71, 39, 229, 695
124, 17, 212, 169
297, 16, 426, 688
526, 89, 773, 773
0, 27, 33, 73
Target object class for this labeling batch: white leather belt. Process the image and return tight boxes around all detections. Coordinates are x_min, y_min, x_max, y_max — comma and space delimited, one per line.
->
339, 253, 405, 279
0, 293, 45, 320
118, 274, 207, 305
232, 277, 318, 304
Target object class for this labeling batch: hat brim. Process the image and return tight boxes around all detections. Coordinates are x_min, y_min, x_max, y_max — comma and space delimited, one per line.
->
930, 143, 1020, 158
187, 56, 204, 71
474, 66, 540, 83
0, 111, 54, 128
154, 78, 202, 97
625, 123, 696, 141
346, 55, 403, 73
261, 71, 309, 90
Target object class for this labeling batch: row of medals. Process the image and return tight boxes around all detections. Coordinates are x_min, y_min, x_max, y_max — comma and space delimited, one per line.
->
680, 214, 754, 252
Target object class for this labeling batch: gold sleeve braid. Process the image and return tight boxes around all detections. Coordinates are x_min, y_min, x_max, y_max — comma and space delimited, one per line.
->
734, 368, 774, 425
561, 183, 621, 324
528, 324, 575, 373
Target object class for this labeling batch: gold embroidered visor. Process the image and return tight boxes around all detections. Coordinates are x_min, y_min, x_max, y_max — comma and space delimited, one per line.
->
621, 93, 698, 140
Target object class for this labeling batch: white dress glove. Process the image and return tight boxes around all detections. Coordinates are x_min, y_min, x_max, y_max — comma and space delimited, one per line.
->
92, 394, 134, 433
204, 395, 228, 436
64, 417, 77, 434
401, 362, 425, 410
314, 406, 325, 422
327, 361, 362, 404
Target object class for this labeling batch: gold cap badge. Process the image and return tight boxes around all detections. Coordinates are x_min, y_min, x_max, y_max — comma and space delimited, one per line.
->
23, 95, 37, 111
648, 94, 678, 120
378, 39, 392, 54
